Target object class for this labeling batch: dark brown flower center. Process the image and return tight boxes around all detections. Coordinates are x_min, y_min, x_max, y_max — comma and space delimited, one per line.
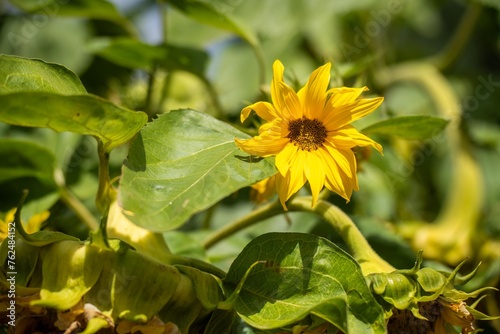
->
287, 117, 327, 151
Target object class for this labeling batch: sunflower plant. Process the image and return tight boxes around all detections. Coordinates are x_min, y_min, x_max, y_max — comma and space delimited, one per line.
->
1, 1, 500, 334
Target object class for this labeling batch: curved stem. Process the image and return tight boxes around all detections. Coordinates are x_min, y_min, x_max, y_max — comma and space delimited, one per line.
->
427, 1, 482, 71
59, 185, 99, 231
203, 196, 394, 275
54, 168, 99, 231
288, 198, 395, 275
203, 199, 283, 249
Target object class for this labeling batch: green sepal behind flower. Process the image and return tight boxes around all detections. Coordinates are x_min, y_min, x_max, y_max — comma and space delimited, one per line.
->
367, 251, 499, 332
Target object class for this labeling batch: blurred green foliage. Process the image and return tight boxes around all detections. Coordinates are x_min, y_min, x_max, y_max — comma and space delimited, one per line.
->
0, 0, 499, 332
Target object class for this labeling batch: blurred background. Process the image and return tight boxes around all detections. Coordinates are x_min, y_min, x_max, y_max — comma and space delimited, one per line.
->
0, 0, 499, 331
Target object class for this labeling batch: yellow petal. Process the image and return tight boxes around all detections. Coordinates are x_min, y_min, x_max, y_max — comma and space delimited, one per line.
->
241, 101, 279, 123
251, 175, 277, 203
235, 120, 289, 157
279, 82, 302, 120
323, 141, 357, 179
322, 158, 350, 200
275, 143, 298, 177
271, 60, 286, 111
330, 125, 383, 153
25, 210, 50, 234
304, 151, 326, 207
327, 86, 368, 108
319, 146, 357, 200
297, 63, 331, 119
275, 149, 307, 208
324, 97, 384, 129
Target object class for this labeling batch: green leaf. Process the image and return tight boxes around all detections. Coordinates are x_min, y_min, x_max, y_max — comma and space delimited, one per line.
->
0, 237, 40, 287
8, 0, 126, 24
223, 232, 386, 333
111, 247, 181, 322
0, 92, 147, 151
0, 139, 57, 186
32, 241, 104, 310
0, 54, 86, 95
361, 115, 449, 140
92, 38, 209, 77
175, 265, 222, 310
119, 109, 276, 232
168, 0, 258, 47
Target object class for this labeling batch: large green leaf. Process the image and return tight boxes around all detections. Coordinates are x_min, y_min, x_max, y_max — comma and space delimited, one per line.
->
361, 115, 449, 140
119, 109, 276, 231
0, 92, 147, 151
223, 232, 386, 333
0, 54, 86, 95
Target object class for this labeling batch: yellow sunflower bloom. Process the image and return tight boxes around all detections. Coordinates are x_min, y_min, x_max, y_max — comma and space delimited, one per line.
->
235, 60, 384, 209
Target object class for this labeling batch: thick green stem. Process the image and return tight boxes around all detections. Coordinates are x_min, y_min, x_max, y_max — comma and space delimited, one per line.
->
54, 168, 99, 231
288, 198, 395, 275
203, 197, 394, 275
93, 140, 111, 248
59, 186, 99, 231
203, 200, 283, 249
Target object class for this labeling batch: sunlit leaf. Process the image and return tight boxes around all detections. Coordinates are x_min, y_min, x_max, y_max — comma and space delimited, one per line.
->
0, 92, 147, 151
361, 115, 449, 140
31, 241, 103, 310
224, 232, 386, 333
107, 200, 172, 264
119, 109, 276, 232
0, 54, 86, 95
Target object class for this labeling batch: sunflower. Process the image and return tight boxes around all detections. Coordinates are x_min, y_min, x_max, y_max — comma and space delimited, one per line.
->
235, 60, 384, 209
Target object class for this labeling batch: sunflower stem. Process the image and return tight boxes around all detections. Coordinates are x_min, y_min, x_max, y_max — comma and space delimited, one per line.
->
203, 196, 394, 275
92, 140, 111, 249
202, 199, 284, 249
288, 197, 395, 275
